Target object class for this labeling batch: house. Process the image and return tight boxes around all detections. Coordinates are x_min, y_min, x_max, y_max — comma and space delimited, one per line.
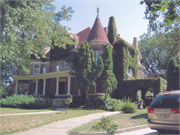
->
13, 8, 146, 106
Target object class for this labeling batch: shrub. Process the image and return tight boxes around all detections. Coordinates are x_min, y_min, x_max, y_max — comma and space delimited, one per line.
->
92, 116, 118, 134
90, 95, 122, 111
0, 94, 52, 109
120, 97, 137, 113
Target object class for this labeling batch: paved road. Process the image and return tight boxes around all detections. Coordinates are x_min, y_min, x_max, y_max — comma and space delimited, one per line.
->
116, 128, 179, 135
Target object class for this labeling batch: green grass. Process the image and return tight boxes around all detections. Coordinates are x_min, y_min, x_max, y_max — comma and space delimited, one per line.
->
0, 107, 56, 114
69, 109, 147, 134
0, 108, 107, 135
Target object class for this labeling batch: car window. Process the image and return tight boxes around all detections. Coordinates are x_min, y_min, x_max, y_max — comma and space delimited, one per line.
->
149, 95, 180, 108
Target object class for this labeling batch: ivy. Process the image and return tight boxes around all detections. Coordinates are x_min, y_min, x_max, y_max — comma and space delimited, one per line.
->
113, 38, 167, 100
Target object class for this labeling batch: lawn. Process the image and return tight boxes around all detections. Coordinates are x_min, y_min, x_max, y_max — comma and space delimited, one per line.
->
0, 107, 56, 114
0, 108, 107, 135
69, 109, 148, 134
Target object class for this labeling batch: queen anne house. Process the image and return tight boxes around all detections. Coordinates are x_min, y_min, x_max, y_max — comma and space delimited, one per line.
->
13, 9, 146, 106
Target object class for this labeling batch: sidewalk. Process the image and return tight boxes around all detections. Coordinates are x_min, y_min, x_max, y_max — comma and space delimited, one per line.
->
0, 108, 69, 116
12, 111, 120, 135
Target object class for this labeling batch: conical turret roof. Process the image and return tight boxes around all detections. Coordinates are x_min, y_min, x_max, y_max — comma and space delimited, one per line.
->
87, 17, 110, 45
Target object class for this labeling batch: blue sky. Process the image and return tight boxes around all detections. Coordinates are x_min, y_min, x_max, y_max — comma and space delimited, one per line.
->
53, 0, 149, 44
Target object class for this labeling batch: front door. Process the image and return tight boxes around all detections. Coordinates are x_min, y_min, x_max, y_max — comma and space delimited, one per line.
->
59, 82, 65, 94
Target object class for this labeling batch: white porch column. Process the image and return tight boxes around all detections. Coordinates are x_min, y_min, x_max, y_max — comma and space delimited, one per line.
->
42, 78, 46, 96
67, 76, 71, 95
35, 79, 38, 95
15, 80, 19, 95
55, 77, 59, 96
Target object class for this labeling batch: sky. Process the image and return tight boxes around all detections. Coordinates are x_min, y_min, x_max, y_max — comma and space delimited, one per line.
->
53, 0, 149, 44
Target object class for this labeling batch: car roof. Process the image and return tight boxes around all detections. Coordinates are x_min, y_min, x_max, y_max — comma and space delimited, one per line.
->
157, 90, 180, 96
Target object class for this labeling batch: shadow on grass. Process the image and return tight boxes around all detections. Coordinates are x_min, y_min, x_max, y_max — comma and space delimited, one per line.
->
130, 113, 148, 119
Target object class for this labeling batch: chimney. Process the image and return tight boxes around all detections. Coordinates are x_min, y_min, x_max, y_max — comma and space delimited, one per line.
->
133, 37, 138, 49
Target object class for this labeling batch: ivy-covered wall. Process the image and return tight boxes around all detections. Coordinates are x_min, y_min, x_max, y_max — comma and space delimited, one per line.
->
113, 38, 138, 81
113, 38, 167, 100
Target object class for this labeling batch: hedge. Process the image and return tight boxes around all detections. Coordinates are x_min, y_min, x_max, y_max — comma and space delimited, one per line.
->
0, 94, 52, 109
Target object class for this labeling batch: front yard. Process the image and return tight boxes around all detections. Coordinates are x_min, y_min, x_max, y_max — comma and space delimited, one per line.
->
0, 108, 107, 135
69, 109, 147, 134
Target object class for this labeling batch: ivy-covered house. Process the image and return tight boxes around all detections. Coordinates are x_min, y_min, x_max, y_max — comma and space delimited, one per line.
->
13, 9, 164, 106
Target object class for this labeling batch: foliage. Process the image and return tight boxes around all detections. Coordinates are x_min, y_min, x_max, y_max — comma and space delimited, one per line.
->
0, 95, 52, 109
75, 41, 104, 105
92, 116, 118, 134
65, 96, 73, 113
120, 98, 137, 113
1, 0, 76, 85
139, 30, 179, 75
166, 57, 180, 91
108, 16, 117, 44
140, 0, 180, 31
99, 46, 117, 98
90, 96, 122, 111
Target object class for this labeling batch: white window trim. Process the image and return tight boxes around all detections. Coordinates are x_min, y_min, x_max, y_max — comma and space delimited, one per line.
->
33, 64, 40, 74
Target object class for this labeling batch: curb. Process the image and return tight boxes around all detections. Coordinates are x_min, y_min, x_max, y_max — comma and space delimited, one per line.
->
71, 124, 148, 135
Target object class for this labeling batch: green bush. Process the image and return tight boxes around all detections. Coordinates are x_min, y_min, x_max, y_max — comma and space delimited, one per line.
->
0, 94, 52, 109
90, 96, 122, 111
120, 98, 137, 113
92, 116, 118, 134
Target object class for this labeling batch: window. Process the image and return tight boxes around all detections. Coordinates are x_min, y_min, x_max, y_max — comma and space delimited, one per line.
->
59, 61, 69, 69
64, 61, 69, 68
96, 52, 103, 65
59, 61, 63, 68
33, 64, 40, 74
128, 68, 134, 77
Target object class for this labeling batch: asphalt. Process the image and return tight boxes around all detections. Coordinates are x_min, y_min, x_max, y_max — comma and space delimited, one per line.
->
2, 109, 148, 135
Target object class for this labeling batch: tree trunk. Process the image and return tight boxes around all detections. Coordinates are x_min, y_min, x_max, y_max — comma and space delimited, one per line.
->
81, 91, 89, 107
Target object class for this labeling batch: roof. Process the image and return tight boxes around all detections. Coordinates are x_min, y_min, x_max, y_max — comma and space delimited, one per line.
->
87, 17, 110, 44
76, 27, 91, 48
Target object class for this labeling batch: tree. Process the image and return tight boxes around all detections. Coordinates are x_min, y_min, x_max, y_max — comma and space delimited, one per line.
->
99, 46, 117, 99
75, 41, 104, 105
1, 1, 76, 85
140, 0, 180, 32
166, 57, 179, 91
138, 30, 179, 75
108, 16, 117, 44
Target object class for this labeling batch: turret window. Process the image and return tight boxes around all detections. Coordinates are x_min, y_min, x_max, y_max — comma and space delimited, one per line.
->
96, 52, 103, 65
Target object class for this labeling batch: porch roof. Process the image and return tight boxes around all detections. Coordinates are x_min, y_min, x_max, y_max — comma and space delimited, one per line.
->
13, 70, 75, 80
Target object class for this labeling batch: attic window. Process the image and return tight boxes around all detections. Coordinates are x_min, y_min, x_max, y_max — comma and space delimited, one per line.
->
33, 64, 40, 74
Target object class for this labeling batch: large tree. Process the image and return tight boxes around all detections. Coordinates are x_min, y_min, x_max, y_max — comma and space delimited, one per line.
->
1, 1, 76, 85
75, 41, 104, 105
99, 46, 117, 99
140, 0, 180, 32
107, 16, 117, 45
138, 29, 179, 75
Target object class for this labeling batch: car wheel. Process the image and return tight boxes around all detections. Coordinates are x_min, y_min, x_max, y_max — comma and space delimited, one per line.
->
157, 130, 167, 134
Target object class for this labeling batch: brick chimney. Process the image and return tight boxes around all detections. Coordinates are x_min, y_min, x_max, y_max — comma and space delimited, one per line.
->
133, 37, 138, 49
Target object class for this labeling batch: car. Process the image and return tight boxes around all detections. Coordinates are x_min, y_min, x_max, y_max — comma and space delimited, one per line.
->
147, 90, 180, 134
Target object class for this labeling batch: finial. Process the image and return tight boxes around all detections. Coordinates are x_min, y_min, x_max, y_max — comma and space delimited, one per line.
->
97, 7, 99, 18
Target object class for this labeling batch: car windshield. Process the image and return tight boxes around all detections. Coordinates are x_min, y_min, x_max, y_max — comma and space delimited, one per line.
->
149, 95, 180, 108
